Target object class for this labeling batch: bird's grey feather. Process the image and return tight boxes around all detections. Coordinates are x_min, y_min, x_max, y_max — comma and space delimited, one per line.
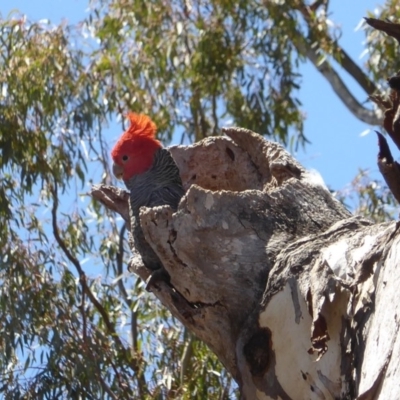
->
125, 148, 184, 271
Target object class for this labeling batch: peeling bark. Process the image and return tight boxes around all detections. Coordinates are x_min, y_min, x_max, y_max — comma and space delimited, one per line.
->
91, 127, 400, 399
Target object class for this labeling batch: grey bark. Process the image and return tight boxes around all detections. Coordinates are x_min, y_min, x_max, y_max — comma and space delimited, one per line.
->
288, 19, 382, 127
303, 43, 382, 126
91, 127, 399, 399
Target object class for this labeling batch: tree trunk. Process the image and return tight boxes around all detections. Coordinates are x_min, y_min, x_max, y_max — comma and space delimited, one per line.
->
91, 127, 399, 399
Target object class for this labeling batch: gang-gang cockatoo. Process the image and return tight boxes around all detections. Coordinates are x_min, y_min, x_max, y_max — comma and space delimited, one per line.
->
111, 113, 185, 290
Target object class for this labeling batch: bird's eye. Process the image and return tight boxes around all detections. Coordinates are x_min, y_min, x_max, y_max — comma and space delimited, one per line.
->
122, 155, 129, 162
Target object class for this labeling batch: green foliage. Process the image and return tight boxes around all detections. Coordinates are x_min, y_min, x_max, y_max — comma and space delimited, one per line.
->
0, 1, 397, 399
88, 0, 306, 145
365, 0, 400, 84
336, 169, 397, 223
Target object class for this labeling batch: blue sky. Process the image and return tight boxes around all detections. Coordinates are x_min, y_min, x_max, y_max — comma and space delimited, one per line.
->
297, 1, 383, 191
1, 0, 384, 192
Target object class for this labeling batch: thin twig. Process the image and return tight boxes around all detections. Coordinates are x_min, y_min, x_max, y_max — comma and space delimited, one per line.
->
50, 180, 136, 368
130, 310, 147, 398
180, 329, 194, 386
97, 367, 118, 400
81, 283, 87, 343
116, 223, 147, 398
116, 223, 132, 308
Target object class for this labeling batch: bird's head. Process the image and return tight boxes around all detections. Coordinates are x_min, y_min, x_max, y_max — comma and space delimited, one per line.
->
111, 113, 162, 181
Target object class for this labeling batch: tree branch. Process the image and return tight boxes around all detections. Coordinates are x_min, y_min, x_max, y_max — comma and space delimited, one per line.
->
115, 223, 132, 308
180, 330, 194, 386
116, 219, 147, 397
298, 40, 381, 125
297, 2, 378, 95
376, 131, 400, 204
290, 2, 381, 125
90, 185, 130, 225
50, 181, 140, 378
97, 372, 118, 400
365, 17, 400, 44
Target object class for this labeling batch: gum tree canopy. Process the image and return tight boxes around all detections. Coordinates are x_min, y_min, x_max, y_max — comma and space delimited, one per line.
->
2, 1, 400, 399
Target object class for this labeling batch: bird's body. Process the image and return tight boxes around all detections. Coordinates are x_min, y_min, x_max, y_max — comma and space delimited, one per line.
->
126, 147, 184, 214
127, 147, 184, 272
111, 113, 184, 288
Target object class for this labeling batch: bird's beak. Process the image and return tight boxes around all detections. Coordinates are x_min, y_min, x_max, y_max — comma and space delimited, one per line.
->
112, 163, 124, 180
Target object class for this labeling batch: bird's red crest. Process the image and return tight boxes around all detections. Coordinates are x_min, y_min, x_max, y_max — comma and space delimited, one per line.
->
111, 113, 161, 160
125, 112, 157, 140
